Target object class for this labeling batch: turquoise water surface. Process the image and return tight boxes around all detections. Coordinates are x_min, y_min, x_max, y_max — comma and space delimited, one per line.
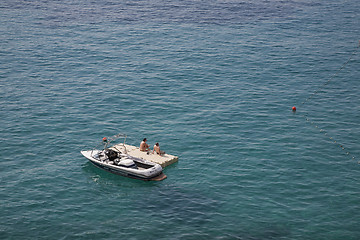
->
1, 0, 360, 239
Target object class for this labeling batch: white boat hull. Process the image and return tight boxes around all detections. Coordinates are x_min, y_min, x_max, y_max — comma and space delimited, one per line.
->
81, 150, 166, 181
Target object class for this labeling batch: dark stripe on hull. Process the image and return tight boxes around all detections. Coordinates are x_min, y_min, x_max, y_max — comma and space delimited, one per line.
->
89, 160, 160, 181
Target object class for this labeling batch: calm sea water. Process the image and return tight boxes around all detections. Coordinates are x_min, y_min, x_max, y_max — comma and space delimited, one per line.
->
1, 0, 359, 239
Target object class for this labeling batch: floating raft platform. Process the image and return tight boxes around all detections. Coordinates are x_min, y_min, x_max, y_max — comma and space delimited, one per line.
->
111, 143, 179, 168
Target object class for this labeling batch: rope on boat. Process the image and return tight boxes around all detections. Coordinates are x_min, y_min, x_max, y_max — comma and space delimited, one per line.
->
296, 41, 360, 163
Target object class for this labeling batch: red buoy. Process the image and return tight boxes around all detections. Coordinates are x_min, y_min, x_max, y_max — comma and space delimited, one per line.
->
292, 106, 296, 112
103, 137, 107, 142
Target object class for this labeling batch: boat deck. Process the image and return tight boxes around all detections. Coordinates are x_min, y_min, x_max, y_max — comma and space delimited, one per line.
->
111, 143, 179, 168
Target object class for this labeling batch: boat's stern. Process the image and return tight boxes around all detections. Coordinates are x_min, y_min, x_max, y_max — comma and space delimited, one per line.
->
149, 172, 167, 181
139, 162, 164, 180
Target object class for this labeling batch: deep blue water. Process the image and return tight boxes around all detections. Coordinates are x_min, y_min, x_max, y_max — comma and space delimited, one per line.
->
1, 0, 360, 239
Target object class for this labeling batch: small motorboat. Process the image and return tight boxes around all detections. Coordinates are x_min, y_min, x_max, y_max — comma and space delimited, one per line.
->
81, 134, 166, 181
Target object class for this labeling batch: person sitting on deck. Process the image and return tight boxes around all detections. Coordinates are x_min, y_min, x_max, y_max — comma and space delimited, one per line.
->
140, 138, 150, 152
153, 142, 165, 155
